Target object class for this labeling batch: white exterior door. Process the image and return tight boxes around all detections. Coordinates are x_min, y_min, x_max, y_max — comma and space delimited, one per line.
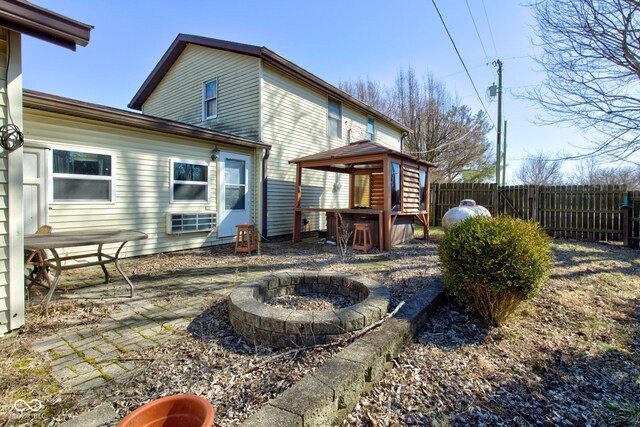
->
23, 147, 48, 234
218, 151, 251, 237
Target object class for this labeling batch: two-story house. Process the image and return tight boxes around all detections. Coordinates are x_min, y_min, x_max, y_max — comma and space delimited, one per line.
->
128, 34, 410, 239
22, 34, 409, 262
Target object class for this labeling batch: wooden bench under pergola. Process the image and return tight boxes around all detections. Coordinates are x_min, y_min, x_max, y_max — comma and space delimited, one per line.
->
289, 140, 436, 251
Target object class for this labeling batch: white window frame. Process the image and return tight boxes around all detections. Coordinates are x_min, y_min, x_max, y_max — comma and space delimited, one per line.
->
50, 147, 116, 204
170, 158, 211, 204
366, 117, 376, 140
328, 98, 342, 139
203, 78, 218, 120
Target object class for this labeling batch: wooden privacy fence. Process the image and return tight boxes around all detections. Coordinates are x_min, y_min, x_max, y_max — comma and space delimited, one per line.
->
430, 183, 637, 244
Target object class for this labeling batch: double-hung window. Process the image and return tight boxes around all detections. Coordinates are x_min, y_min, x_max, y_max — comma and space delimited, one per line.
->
328, 98, 342, 139
203, 79, 218, 119
171, 159, 209, 203
366, 118, 375, 140
52, 149, 114, 202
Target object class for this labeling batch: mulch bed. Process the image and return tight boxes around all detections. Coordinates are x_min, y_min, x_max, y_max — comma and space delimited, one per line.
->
4, 236, 638, 426
348, 240, 640, 426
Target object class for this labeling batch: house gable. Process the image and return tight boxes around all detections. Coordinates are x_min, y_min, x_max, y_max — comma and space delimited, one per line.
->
142, 44, 261, 141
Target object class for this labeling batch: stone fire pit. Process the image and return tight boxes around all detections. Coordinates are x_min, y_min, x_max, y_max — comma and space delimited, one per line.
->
228, 271, 390, 348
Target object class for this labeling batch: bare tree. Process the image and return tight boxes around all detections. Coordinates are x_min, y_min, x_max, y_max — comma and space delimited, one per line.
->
340, 68, 494, 183
527, 0, 640, 162
339, 77, 388, 113
516, 152, 564, 185
572, 158, 640, 188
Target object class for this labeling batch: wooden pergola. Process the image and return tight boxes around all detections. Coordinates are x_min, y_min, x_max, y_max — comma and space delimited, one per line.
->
289, 140, 436, 251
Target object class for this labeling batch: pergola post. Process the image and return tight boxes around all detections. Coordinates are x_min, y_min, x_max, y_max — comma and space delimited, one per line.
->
382, 157, 391, 252
293, 163, 302, 242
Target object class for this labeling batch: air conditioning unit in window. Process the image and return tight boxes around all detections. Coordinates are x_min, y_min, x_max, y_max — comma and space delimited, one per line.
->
167, 212, 216, 234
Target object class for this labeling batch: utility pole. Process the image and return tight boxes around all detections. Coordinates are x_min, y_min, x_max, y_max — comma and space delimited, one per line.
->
502, 119, 507, 185
494, 59, 503, 187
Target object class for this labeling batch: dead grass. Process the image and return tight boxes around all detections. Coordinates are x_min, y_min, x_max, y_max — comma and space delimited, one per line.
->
349, 240, 640, 426
2, 233, 638, 426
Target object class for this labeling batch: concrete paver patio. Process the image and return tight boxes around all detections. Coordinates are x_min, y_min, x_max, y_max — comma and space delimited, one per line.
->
29, 265, 266, 396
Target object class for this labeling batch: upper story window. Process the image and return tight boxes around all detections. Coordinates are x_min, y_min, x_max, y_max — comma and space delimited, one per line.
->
171, 159, 210, 203
52, 148, 114, 202
203, 79, 218, 119
328, 98, 342, 139
366, 118, 375, 140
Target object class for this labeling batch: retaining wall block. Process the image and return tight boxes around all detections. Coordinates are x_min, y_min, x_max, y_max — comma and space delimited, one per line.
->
259, 307, 290, 333
241, 404, 303, 427
311, 357, 366, 423
270, 375, 335, 427
285, 311, 315, 336
303, 271, 319, 282
312, 310, 345, 335
275, 273, 291, 287
334, 308, 365, 331
317, 272, 333, 285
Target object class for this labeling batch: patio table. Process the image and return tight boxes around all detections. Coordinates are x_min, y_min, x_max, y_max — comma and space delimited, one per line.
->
24, 229, 148, 314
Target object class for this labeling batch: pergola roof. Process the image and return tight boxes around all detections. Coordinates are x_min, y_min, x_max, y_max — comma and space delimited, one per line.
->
289, 140, 436, 170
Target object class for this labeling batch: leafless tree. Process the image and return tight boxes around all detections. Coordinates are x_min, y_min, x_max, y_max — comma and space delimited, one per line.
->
527, 0, 640, 163
515, 152, 564, 185
339, 77, 388, 113
340, 68, 494, 183
572, 158, 640, 188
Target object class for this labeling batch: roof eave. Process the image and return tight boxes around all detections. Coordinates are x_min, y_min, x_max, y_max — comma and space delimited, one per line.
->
129, 34, 264, 110
0, 0, 92, 50
128, 34, 411, 134
25, 89, 269, 150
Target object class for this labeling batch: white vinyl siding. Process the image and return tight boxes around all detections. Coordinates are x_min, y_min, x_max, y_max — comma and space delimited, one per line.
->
143, 45, 261, 140
0, 30, 7, 334
261, 64, 404, 237
24, 108, 259, 257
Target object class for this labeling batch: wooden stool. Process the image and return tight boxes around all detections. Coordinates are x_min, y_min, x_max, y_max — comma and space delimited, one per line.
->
352, 223, 373, 253
235, 224, 258, 255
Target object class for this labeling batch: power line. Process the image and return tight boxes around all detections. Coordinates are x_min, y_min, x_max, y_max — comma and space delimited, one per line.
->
481, 0, 499, 58
465, 0, 489, 61
431, 0, 495, 127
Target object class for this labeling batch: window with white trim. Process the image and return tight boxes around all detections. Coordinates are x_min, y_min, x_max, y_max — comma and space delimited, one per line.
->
170, 159, 210, 203
52, 149, 114, 202
203, 79, 218, 119
366, 117, 375, 140
328, 98, 342, 138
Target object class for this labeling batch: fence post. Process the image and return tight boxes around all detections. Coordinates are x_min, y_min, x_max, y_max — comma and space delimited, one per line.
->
620, 193, 632, 247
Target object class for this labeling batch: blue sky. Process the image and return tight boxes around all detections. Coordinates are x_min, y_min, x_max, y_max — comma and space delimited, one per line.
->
22, 0, 591, 182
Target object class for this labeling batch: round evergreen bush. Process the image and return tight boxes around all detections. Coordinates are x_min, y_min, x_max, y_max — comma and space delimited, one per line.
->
438, 215, 553, 324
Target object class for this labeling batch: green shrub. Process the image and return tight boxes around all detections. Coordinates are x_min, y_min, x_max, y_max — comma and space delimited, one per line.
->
438, 215, 553, 324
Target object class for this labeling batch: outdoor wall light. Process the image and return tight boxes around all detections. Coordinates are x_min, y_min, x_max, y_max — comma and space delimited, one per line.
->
211, 146, 220, 161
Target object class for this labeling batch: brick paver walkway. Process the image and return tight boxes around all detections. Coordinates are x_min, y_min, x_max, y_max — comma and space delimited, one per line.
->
29, 267, 264, 394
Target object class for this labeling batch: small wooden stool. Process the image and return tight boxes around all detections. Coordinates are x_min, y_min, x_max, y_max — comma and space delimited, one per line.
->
235, 224, 258, 255
352, 223, 373, 253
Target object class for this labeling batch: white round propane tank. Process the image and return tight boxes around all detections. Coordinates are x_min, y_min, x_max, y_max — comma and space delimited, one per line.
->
442, 199, 492, 231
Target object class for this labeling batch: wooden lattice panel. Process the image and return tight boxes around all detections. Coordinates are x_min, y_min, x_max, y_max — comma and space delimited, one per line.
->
403, 163, 420, 213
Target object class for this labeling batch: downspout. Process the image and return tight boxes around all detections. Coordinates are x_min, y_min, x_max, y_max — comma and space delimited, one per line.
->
261, 146, 271, 239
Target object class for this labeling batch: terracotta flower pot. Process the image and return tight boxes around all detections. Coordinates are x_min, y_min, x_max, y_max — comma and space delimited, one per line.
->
117, 394, 214, 427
